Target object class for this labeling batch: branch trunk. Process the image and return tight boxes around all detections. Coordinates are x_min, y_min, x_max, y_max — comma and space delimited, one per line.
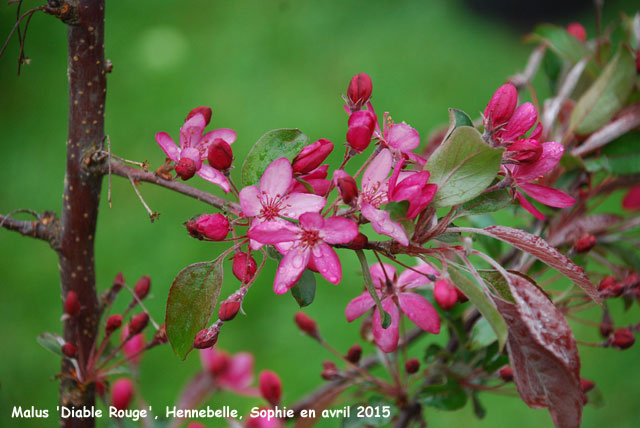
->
58, 1, 106, 426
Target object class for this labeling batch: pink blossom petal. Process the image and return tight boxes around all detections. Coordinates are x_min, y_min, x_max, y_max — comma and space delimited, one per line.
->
405, 151, 427, 166
513, 142, 564, 182
499, 102, 537, 141
372, 298, 400, 353
260, 158, 293, 198
281, 193, 326, 219
299, 212, 325, 229
179, 115, 206, 148
361, 203, 409, 246
369, 263, 397, 289
181, 147, 203, 169
239, 186, 262, 217
203, 128, 237, 145
274, 248, 310, 294
622, 185, 640, 211
218, 352, 254, 391
515, 190, 546, 220
345, 291, 377, 322
155, 132, 180, 161
248, 221, 300, 245
197, 164, 230, 192
519, 183, 575, 208
321, 217, 359, 244
310, 242, 342, 284
398, 292, 440, 334
398, 263, 439, 289
529, 122, 543, 140
362, 149, 393, 192
387, 123, 420, 151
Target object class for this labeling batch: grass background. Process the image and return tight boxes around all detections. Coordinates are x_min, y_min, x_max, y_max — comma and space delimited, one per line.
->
1, 0, 639, 427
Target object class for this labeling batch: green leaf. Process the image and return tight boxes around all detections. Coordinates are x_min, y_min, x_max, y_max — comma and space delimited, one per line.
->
166, 261, 223, 360
528, 24, 593, 71
459, 188, 512, 216
481, 341, 509, 373
469, 316, 498, 350
355, 249, 391, 329
425, 126, 504, 208
443, 108, 474, 142
472, 392, 487, 419
418, 378, 468, 411
570, 47, 636, 135
448, 265, 508, 351
241, 128, 309, 186
342, 396, 397, 428
37, 332, 65, 357
383, 201, 410, 221
478, 270, 515, 303
290, 269, 316, 307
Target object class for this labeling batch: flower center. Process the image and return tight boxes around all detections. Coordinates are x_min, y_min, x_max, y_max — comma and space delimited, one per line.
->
259, 193, 286, 221
361, 182, 386, 208
298, 228, 320, 249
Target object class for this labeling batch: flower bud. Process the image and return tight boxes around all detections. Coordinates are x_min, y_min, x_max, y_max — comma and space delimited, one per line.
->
566, 22, 587, 43
620, 273, 640, 291
598, 275, 623, 298
455, 287, 468, 303
506, 139, 542, 163
346, 232, 368, 250
129, 313, 149, 336
321, 361, 339, 380
207, 138, 234, 170
580, 378, 595, 393
484, 83, 517, 131
345, 344, 362, 364
498, 366, 513, 382
206, 350, 230, 376
151, 323, 168, 346
405, 358, 420, 374
573, 233, 597, 254
175, 157, 197, 180
334, 170, 359, 206
346, 110, 377, 153
111, 378, 134, 411
294, 312, 319, 339
434, 279, 458, 310
232, 252, 258, 283
106, 314, 123, 334
185, 106, 212, 126
611, 329, 635, 350
292, 139, 334, 175
194, 324, 221, 349
259, 370, 282, 407
62, 342, 77, 358
64, 291, 81, 317
187, 423, 207, 428
134, 276, 151, 300
600, 309, 613, 337
497, 102, 537, 142
347, 73, 373, 111
219, 295, 242, 321
113, 272, 125, 292
122, 326, 145, 364
195, 213, 229, 241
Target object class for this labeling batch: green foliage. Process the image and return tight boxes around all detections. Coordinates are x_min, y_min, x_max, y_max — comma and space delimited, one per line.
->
418, 378, 468, 411
290, 269, 317, 307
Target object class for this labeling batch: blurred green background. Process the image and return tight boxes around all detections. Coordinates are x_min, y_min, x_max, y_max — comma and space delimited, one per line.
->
1, 0, 639, 427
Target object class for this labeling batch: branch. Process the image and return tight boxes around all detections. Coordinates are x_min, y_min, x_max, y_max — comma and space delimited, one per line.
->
107, 159, 242, 216
0, 211, 59, 248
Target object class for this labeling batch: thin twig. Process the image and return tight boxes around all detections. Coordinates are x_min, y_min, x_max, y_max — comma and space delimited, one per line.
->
126, 173, 159, 222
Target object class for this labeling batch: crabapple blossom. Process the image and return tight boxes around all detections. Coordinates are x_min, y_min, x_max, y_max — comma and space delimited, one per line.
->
200, 347, 258, 395
347, 72, 373, 111
292, 138, 333, 175
346, 109, 377, 152
484, 83, 518, 133
111, 378, 134, 411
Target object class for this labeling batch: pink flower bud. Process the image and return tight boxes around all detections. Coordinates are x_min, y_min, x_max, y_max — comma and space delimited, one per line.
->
259, 370, 282, 407
113, 272, 125, 292
206, 350, 230, 376
499, 366, 513, 382
294, 312, 319, 339
598, 275, 623, 298
195, 213, 229, 241
187, 423, 207, 428
346, 110, 377, 153
64, 291, 81, 317
175, 157, 197, 180
573, 233, 597, 253
622, 185, 640, 211
106, 314, 123, 334
321, 361, 339, 380
111, 378, 134, 411
567, 22, 587, 43
219, 295, 242, 321
345, 344, 362, 364
405, 358, 420, 374
62, 342, 77, 358
194, 324, 221, 349
129, 313, 149, 336
506, 139, 542, 163
334, 170, 359, 206
497, 102, 537, 142
611, 329, 635, 350
347, 73, 373, 111
580, 378, 595, 393
484, 83, 518, 131
636, 47, 640, 73
122, 326, 145, 364
346, 232, 368, 250
232, 252, 258, 283
134, 275, 151, 300
185, 106, 212, 126
207, 138, 234, 170
292, 139, 334, 175
434, 279, 458, 310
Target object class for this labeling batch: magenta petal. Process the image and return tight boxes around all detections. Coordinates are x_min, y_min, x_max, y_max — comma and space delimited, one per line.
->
372, 298, 400, 353
398, 292, 440, 334
181, 147, 203, 169
387, 123, 420, 151
197, 164, 230, 192
260, 158, 293, 198
361, 203, 409, 246
519, 183, 575, 208
345, 291, 377, 322
515, 190, 546, 220
239, 185, 262, 217
513, 142, 564, 182
369, 263, 397, 289
311, 242, 342, 284
321, 217, 359, 244
398, 263, 439, 289
155, 132, 180, 161
362, 149, 393, 192
219, 352, 254, 391
499, 102, 537, 141
274, 247, 310, 294
248, 221, 300, 245
281, 193, 326, 219
203, 128, 237, 145
299, 212, 325, 229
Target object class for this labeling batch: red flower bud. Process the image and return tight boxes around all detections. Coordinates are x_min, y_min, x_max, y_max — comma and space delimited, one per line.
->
185, 106, 212, 126
598, 276, 623, 298
194, 213, 229, 241
152, 323, 168, 345
134, 276, 151, 300
106, 314, 123, 334
346, 344, 362, 364
207, 138, 233, 170
64, 291, 81, 317
498, 366, 513, 382
573, 233, 597, 254
405, 358, 420, 374
122, 326, 145, 364
218, 295, 242, 321
620, 273, 640, 290
636, 47, 640, 74
347, 73, 373, 111
580, 378, 595, 393
611, 329, 635, 350
232, 252, 258, 283
113, 272, 125, 292
321, 361, 339, 380
129, 313, 149, 336
345, 232, 368, 250
259, 370, 282, 407
434, 279, 458, 310
62, 342, 77, 358
506, 139, 542, 163
294, 312, 319, 339
193, 324, 221, 349
175, 157, 197, 180
111, 378, 134, 411
334, 170, 359, 206
566, 22, 587, 43
346, 110, 376, 153
292, 139, 334, 175
484, 83, 517, 131
622, 185, 640, 211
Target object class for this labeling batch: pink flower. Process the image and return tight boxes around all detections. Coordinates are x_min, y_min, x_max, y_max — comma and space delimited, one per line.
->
155, 109, 236, 191
292, 139, 334, 175
433, 279, 458, 310
567, 22, 587, 43
288, 164, 331, 196
388, 159, 437, 219
345, 262, 441, 353
346, 72, 373, 111
484, 83, 518, 133
121, 325, 145, 366
258, 370, 282, 407
506, 141, 575, 219
248, 212, 358, 294
194, 213, 229, 241
199, 347, 258, 396
111, 378, 134, 411
495, 102, 537, 143
334, 169, 359, 206
245, 408, 284, 428
347, 109, 377, 152
377, 112, 426, 165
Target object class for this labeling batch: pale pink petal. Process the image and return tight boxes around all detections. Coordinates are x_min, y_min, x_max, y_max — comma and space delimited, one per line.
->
372, 298, 400, 353
513, 141, 564, 182
321, 217, 359, 244
361, 203, 409, 246
274, 248, 310, 294
345, 291, 377, 322
219, 352, 254, 391
405, 151, 427, 166
260, 158, 293, 197
203, 128, 237, 145
398, 292, 440, 334
196, 164, 230, 192
362, 149, 392, 192
387, 123, 420, 151
398, 263, 439, 289
239, 186, 262, 217
519, 183, 575, 208
281, 193, 326, 219
310, 242, 342, 284
515, 190, 546, 220
369, 263, 397, 289
248, 221, 300, 245
179, 114, 206, 148
155, 132, 180, 161
298, 212, 324, 229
